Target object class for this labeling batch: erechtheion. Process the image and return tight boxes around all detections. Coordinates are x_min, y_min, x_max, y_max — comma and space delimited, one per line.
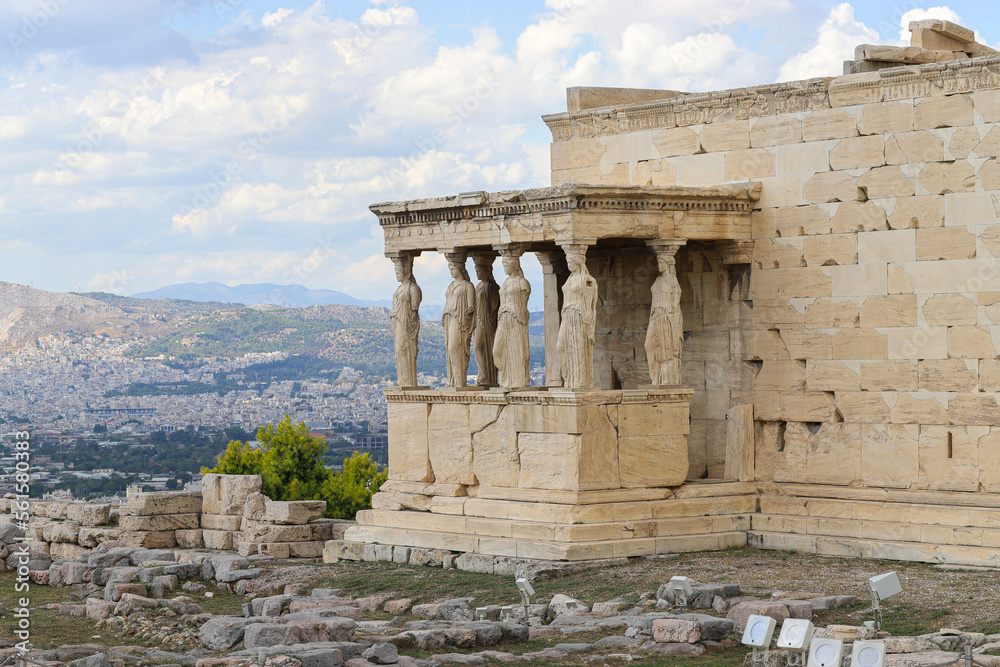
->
337, 20, 1000, 567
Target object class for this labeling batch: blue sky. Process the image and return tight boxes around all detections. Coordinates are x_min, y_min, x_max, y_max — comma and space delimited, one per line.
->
0, 0, 996, 307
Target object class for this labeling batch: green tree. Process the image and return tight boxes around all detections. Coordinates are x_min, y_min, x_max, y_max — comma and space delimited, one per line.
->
208, 439, 263, 476
321, 451, 387, 520
257, 417, 328, 501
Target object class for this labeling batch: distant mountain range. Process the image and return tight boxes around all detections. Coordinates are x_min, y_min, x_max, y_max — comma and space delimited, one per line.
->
131, 282, 392, 309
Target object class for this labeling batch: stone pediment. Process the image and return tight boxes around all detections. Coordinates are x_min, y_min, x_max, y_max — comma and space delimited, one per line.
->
372, 181, 760, 254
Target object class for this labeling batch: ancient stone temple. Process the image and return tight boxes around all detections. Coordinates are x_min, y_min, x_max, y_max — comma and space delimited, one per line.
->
339, 20, 1000, 567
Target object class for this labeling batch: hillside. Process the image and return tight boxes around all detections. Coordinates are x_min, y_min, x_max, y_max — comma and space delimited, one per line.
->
130, 282, 392, 308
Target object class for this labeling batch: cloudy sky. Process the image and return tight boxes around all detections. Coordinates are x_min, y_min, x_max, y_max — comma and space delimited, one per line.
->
0, 0, 996, 307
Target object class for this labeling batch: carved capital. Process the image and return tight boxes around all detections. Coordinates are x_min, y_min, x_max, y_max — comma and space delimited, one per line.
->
718, 240, 755, 265
535, 250, 568, 275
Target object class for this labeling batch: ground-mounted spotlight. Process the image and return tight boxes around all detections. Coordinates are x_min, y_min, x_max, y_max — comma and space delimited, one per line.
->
808, 638, 844, 667
515, 578, 535, 625
868, 572, 902, 631
777, 618, 814, 665
668, 575, 694, 610
741, 614, 777, 662
851, 641, 886, 667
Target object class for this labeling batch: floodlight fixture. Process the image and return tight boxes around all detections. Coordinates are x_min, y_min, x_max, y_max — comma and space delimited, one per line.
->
777, 619, 815, 666
669, 575, 694, 610
868, 572, 902, 631
515, 578, 534, 624
851, 641, 886, 667
741, 614, 777, 662
808, 638, 844, 667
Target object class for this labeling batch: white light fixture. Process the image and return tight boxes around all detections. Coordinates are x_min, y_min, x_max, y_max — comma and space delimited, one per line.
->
851, 641, 886, 667
668, 575, 694, 610
808, 638, 844, 667
868, 572, 902, 631
515, 578, 535, 625
778, 619, 815, 665
741, 614, 777, 661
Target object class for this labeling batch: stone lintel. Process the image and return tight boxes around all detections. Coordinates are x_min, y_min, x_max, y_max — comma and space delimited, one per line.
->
384, 387, 694, 406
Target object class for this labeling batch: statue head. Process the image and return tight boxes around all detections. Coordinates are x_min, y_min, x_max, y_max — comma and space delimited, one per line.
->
501, 253, 522, 276
474, 256, 494, 282
392, 255, 413, 282
564, 247, 588, 274
655, 251, 676, 275
448, 257, 469, 281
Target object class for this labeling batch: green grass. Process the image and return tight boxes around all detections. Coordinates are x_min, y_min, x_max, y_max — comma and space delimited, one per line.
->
0, 573, 244, 650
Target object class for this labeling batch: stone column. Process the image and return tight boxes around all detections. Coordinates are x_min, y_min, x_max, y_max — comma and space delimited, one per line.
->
644, 239, 685, 386
492, 245, 532, 389
471, 251, 500, 387
387, 251, 422, 388
556, 242, 598, 390
536, 250, 568, 387
441, 251, 476, 388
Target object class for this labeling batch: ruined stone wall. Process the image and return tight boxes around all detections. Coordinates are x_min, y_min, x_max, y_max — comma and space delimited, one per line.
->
547, 62, 1000, 493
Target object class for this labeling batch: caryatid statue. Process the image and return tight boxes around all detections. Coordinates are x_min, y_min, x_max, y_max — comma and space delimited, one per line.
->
493, 247, 531, 388
389, 254, 421, 387
645, 242, 684, 385
557, 245, 598, 389
472, 253, 500, 386
442, 253, 476, 387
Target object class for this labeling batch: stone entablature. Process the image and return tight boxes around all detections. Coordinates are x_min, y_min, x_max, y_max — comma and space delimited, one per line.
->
542, 57, 1000, 141
372, 183, 759, 252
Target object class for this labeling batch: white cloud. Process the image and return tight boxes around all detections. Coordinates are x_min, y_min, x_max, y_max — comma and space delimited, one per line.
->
898, 7, 965, 43
778, 3, 879, 82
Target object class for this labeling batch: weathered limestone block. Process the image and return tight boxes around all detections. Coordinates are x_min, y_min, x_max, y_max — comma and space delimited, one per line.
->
950, 127, 982, 160
914, 94, 974, 130
371, 491, 432, 512
619, 435, 687, 488
831, 135, 883, 170
700, 120, 750, 152
66, 504, 110, 527
201, 474, 262, 515
890, 392, 950, 424
917, 161, 975, 195
861, 361, 916, 391
242, 521, 313, 544
49, 543, 90, 560
263, 500, 326, 525
860, 166, 914, 199
803, 109, 858, 142
619, 402, 689, 437
948, 326, 997, 358
981, 360, 1000, 392
428, 403, 475, 485
517, 406, 619, 491
805, 298, 860, 328
119, 513, 201, 532
123, 491, 202, 517
832, 200, 888, 233
858, 229, 915, 264
751, 116, 801, 147
42, 522, 81, 544
803, 171, 857, 203
807, 360, 860, 392
651, 127, 700, 158
726, 149, 775, 180
471, 404, 520, 488
918, 425, 981, 491
922, 292, 977, 326
201, 514, 244, 531
916, 227, 975, 261
862, 424, 919, 488
119, 530, 176, 549
176, 530, 205, 549
202, 530, 237, 550
918, 359, 977, 392
886, 131, 944, 164
674, 153, 725, 186
860, 295, 916, 328
888, 195, 944, 230
388, 401, 433, 482
78, 527, 123, 548
858, 101, 914, 135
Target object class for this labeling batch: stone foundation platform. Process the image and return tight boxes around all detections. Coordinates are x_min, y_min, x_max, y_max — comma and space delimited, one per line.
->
344, 387, 761, 560
752, 484, 1000, 568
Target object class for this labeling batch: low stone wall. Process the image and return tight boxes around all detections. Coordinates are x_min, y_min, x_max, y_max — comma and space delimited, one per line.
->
0, 474, 351, 574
